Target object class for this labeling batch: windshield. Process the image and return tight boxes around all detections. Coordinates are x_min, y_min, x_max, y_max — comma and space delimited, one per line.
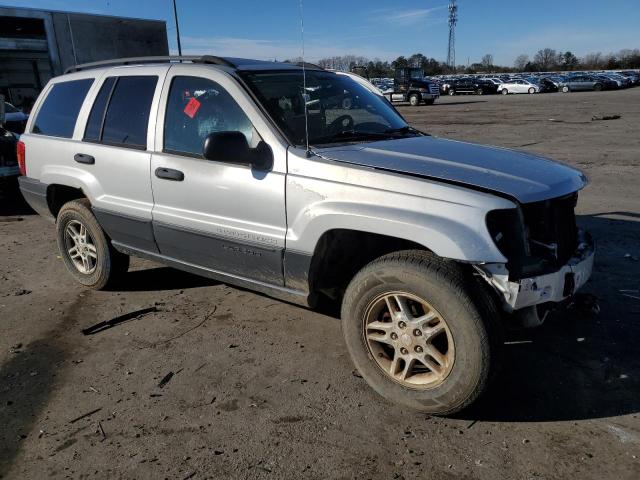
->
241, 70, 411, 147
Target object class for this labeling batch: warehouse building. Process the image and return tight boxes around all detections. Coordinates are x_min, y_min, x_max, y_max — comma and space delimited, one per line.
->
0, 6, 169, 111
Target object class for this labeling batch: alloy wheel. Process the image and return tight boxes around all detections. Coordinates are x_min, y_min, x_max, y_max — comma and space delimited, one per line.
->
363, 292, 455, 389
64, 220, 98, 274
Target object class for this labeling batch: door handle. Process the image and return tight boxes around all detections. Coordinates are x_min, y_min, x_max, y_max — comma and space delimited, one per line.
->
74, 153, 95, 165
155, 167, 184, 181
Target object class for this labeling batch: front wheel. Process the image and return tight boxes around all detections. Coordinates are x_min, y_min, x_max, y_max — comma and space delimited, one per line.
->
593, 83, 603, 92
408, 94, 420, 106
341, 251, 501, 414
528, 87, 535, 94
423, 98, 435, 105
56, 199, 130, 290
476, 88, 484, 95
501, 88, 508, 95
448, 89, 456, 96
562, 85, 570, 93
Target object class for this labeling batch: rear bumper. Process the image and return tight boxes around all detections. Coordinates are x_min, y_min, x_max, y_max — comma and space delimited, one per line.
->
478, 230, 595, 311
18, 176, 54, 221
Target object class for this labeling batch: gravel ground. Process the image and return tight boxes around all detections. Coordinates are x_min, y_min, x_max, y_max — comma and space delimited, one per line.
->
1, 87, 639, 480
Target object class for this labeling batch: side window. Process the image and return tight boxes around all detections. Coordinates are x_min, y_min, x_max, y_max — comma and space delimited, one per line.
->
84, 77, 116, 142
101, 76, 158, 148
32, 78, 94, 138
163, 76, 256, 157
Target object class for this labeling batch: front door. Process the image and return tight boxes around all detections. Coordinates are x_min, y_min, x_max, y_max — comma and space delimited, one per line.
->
150, 64, 287, 286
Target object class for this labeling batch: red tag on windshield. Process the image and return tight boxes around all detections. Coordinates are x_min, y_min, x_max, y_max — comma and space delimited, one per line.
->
184, 97, 201, 118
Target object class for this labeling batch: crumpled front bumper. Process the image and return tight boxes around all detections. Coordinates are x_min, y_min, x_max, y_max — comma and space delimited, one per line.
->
477, 230, 595, 311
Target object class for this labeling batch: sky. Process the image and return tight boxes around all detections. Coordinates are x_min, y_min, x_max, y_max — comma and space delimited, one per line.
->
6, 0, 640, 66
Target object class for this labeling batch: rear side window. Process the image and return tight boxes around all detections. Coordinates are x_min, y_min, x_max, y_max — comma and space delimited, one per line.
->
84, 77, 116, 142
32, 79, 94, 138
83, 76, 157, 149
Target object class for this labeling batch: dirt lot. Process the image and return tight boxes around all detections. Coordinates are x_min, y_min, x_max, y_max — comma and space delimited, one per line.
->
1, 88, 639, 480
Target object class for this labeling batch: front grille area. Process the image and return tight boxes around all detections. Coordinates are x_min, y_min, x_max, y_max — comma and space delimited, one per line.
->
486, 192, 579, 279
428, 84, 440, 95
522, 192, 579, 269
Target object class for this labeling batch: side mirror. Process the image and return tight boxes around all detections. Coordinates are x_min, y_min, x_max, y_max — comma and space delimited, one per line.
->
203, 131, 250, 163
203, 131, 273, 170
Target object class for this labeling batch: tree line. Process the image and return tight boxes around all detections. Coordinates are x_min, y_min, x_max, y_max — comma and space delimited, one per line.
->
298, 48, 640, 77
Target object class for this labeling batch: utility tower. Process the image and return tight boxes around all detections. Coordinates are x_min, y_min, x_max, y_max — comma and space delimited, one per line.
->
446, 0, 458, 70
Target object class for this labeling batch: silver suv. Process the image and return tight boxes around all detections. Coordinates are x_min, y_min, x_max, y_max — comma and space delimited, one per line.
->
17, 56, 594, 414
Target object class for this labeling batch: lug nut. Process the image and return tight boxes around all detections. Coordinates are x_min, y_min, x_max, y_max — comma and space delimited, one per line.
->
398, 321, 407, 329
414, 345, 423, 353
400, 347, 409, 355
390, 332, 398, 340
413, 329, 422, 336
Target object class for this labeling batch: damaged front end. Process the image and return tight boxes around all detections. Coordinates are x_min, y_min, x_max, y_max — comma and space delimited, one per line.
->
477, 192, 595, 327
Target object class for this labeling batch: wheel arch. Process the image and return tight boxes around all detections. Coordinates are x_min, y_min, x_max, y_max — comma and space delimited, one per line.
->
47, 183, 88, 218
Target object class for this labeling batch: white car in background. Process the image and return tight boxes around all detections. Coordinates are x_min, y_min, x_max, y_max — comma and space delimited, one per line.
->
498, 79, 540, 95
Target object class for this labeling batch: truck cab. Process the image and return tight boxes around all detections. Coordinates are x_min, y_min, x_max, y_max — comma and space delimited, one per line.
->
390, 67, 440, 106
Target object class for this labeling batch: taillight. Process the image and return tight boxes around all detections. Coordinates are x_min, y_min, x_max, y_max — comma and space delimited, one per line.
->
17, 140, 26, 176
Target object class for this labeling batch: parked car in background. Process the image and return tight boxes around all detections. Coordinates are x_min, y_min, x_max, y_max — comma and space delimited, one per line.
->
3, 102, 29, 134
593, 74, 621, 90
448, 78, 498, 95
540, 75, 566, 92
560, 75, 605, 92
498, 79, 540, 94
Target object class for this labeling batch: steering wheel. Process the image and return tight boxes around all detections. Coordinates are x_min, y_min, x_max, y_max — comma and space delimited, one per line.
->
329, 114, 354, 132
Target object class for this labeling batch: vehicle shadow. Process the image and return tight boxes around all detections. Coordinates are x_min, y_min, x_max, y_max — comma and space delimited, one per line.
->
434, 100, 489, 106
0, 180, 35, 217
462, 212, 640, 422
114, 266, 219, 292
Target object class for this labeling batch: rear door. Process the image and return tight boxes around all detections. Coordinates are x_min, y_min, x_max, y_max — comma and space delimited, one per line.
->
149, 64, 287, 285
73, 66, 168, 253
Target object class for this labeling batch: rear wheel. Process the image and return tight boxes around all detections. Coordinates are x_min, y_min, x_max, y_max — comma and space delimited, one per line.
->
409, 94, 420, 106
56, 199, 129, 290
562, 85, 570, 93
341, 251, 502, 414
448, 89, 456, 96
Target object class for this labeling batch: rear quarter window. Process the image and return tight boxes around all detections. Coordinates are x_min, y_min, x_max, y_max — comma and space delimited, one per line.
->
32, 79, 94, 138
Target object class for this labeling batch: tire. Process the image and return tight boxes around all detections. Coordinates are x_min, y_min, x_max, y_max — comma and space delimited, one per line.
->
341, 250, 502, 415
423, 99, 435, 105
593, 83, 602, 92
562, 85, 570, 93
501, 88, 508, 95
448, 89, 456, 96
409, 94, 420, 106
56, 199, 129, 290
476, 88, 484, 95
528, 87, 535, 94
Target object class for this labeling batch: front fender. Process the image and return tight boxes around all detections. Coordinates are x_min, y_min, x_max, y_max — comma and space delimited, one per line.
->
286, 152, 515, 263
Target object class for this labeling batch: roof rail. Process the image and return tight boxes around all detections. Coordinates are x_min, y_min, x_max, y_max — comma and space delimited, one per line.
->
295, 61, 325, 71
64, 55, 236, 74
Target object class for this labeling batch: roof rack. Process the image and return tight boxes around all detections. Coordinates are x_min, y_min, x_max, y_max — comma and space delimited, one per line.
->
64, 55, 236, 74
295, 61, 325, 71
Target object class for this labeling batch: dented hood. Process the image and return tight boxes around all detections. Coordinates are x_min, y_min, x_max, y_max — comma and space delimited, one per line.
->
319, 136, 587, 203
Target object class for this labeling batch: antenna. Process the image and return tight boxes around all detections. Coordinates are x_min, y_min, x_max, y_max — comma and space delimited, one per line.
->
447, 0, 458, 70
298, 0, 310, 155
172, 0, 183, 56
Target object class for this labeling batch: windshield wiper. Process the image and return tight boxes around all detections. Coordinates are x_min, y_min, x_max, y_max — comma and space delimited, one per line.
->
310, 130, 398, 145
383, 125, 425, 136
311, 127, 422, 146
